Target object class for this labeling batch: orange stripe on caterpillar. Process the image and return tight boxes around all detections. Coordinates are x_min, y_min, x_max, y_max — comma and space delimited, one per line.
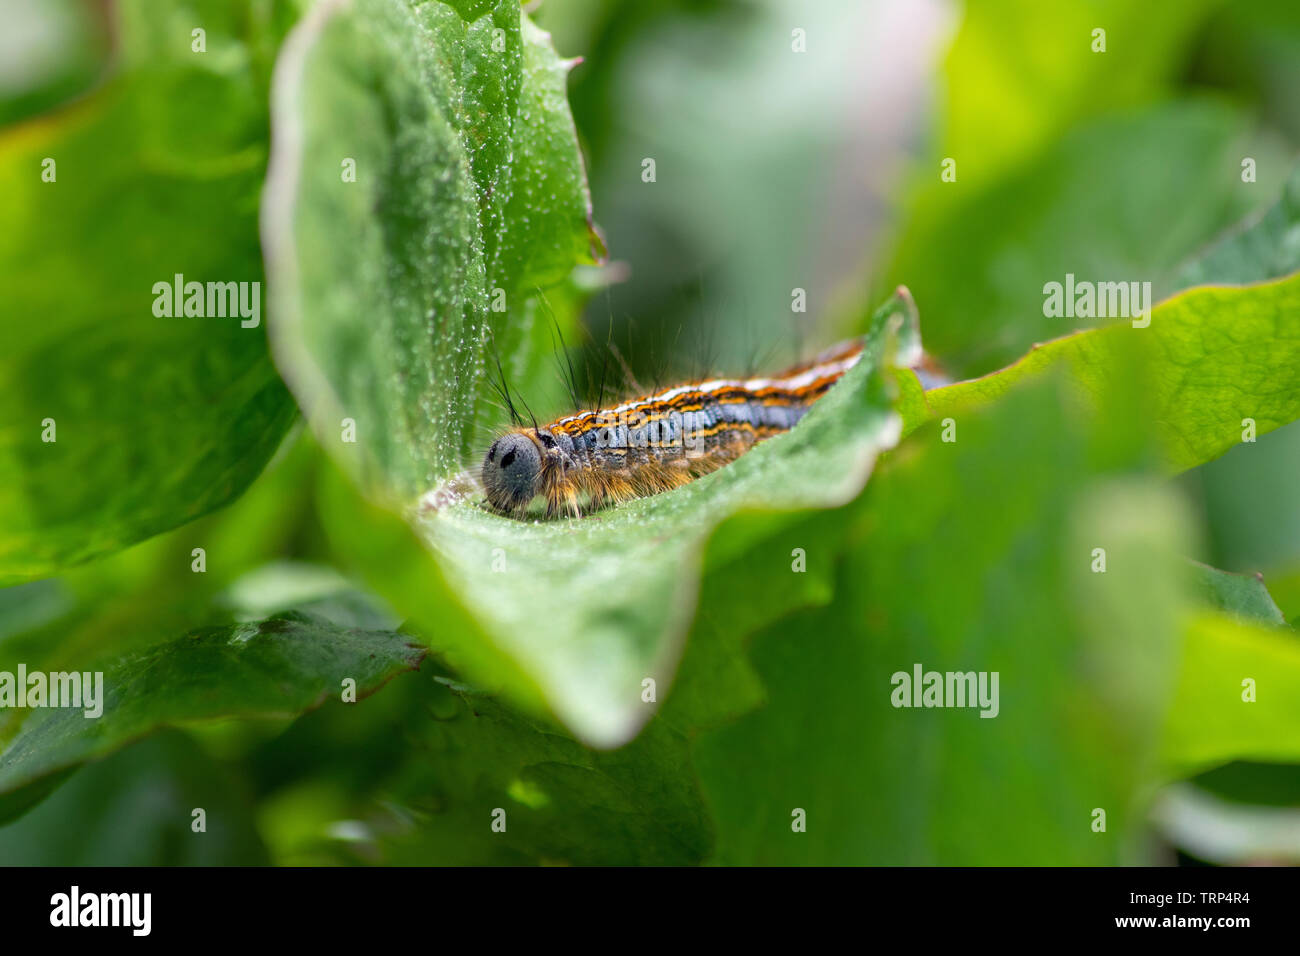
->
481, 339, 864, 518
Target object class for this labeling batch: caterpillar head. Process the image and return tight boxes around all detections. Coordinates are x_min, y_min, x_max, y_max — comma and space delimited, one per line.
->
482, 431, 544, 513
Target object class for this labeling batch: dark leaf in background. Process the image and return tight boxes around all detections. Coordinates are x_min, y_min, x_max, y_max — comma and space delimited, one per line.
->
0, 607, 423, 824
0, 0, 303, 584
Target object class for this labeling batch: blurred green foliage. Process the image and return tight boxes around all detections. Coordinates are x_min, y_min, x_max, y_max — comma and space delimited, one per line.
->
0, 0, 303, 582
1, 0, 1300, 865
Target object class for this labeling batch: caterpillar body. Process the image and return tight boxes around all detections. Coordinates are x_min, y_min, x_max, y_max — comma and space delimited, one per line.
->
481, 338, 864, 518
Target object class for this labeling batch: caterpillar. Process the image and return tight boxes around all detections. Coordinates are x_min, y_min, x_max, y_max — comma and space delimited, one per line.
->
480, 339, 865, 518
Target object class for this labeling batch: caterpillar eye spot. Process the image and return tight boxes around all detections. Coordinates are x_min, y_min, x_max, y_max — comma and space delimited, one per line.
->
500, 449, 516, 469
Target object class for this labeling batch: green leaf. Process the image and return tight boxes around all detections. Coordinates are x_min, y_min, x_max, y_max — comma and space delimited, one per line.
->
299, 491, 886, 864
1192, 421, 1300, 581
0, 433, 330, 702
231, 653, 717, 865
1189, 760, 1300, 808
1171, 165, 1300, 583
691, 376, 1193, 864
882, 0, 1268, 378
934, 0, 1218, 192
1163, 612, 1300, 775
262, 0, 602, 501
1164, 547, 1300, 780
1172, 164, 1300, 292
916, 272, 1300, 473
0, 0, 302, 584
885, 100, 1280, 376
656, 506, 853, 736
1191, 561, 1288, 626
0, 609, 424, 823
0, 731, 268, 864
373, 662, 711, 865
